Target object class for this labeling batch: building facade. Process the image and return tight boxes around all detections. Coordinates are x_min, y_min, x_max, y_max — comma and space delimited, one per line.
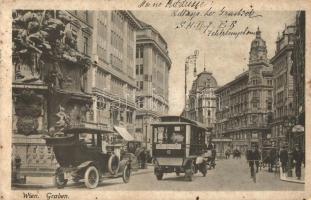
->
12, 10, 94, 176
89, 11, 142, 140
135, 20, 171, 149
215, 28, 273, 153
270, 24, 296, 148
290, 11, 305, 149
186, 69, 217, 130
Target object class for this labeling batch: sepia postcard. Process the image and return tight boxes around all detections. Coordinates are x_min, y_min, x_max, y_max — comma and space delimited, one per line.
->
0, 0, 310, 199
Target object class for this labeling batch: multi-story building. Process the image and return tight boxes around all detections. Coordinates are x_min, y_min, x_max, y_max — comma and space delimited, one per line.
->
89, 11, 142, 139
215, 28, 273, 152
12, 10, 94, 176
186, 68, 217, 130
270, 24, 296, 148
134, 20, 171, 149
291, 11, 305, 149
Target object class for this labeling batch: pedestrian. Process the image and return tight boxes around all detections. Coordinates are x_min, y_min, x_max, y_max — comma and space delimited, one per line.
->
211, 148, 217, 168
292, 144, 304, 180
225, 149, 230, 159
268, 147, 277, 172
139, 148, 146, 169
279, 145, 288, 174
247, 145, 260, 178
207, 139, 215, 150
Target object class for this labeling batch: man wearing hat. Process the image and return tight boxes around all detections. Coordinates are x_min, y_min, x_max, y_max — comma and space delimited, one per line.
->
279, 145, 288, 174
292, 144, 304, 180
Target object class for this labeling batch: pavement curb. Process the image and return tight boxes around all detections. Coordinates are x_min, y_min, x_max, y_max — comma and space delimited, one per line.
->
12, 183, 55, 189
279, 168, 305, 184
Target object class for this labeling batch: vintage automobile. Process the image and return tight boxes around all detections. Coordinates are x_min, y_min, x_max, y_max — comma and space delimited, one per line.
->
44, 125, 132, 189
151, 116, 209, 181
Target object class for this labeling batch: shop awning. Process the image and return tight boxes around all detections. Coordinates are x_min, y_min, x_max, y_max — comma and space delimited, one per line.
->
292, 125, 305, 133
114, 126, 134, 141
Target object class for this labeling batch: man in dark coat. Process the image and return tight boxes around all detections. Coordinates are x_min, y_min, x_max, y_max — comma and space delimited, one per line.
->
279, 146, 288, 173
268, 147, 277, 172
248, 145, 260, 176
292, 144, 304, 180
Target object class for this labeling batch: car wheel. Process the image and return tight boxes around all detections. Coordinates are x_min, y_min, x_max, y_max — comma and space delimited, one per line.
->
176, 172, 180, 176
84, 166, 99, 189
122, 164, 131, 183
54, 168, 67, 188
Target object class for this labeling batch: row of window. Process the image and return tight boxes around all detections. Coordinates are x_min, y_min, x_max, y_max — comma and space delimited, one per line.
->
72, 11, 89, 23
110, 54, 123, 70
111, 11, 124, 32
230, 132, 258, 140
111, 77, 124, 95
111, 31, 124, 55
275, 73, 287, 89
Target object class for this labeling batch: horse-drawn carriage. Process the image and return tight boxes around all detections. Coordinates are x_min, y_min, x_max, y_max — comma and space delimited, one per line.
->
44, 126, 132, 189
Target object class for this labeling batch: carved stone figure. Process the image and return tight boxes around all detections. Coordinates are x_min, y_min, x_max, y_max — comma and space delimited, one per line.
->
13, 10, 92, 88
14, 90, 43, 136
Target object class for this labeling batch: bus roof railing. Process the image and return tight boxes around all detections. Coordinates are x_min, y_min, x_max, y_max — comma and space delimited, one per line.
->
151, 115, 208, 131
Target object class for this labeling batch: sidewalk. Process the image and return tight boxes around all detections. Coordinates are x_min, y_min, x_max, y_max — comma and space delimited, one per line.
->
279, 167, 305, 184
12, 166, 153, 189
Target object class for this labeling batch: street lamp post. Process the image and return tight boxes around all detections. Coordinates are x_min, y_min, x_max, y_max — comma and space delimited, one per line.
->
143, 116, 149, 148
185, 50, 199, 112
284, 117, 294, 177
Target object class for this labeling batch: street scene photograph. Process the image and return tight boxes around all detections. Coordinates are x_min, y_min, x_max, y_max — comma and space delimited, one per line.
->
10, 8, 305, 192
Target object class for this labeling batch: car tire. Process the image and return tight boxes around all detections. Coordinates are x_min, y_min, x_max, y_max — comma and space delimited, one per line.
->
54, 168, 67, 188
108, 154, 120, 175
122, 164, 131, 183
176, 172, 180, 176
84, 166, 99, 189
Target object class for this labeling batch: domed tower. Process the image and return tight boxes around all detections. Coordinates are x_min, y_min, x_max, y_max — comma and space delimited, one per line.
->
249, 27, 268, 64
248, 27, 271, 86
187, 68, 218, 129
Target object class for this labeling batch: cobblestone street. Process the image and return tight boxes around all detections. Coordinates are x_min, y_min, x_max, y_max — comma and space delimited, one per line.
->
15, 158, 304, 191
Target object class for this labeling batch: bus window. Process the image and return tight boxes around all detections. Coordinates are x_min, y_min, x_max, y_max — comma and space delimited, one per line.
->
153, 125, 185, 144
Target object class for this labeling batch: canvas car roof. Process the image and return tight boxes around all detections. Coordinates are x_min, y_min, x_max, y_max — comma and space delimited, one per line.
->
63, 127, 113, 134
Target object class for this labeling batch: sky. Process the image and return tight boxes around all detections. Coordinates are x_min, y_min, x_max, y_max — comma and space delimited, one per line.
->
133, 10, 296, 115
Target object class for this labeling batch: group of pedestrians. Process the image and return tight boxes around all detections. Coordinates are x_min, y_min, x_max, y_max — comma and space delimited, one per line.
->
245, 143, 305, 180
279, 144, 304, 180
224, 148, 241, 159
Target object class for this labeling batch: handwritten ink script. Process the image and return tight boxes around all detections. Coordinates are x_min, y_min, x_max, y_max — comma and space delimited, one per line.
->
138, 0, 263, 39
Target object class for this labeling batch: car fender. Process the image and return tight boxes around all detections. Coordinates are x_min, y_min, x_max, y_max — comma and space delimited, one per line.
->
77, 161, 95, 171
118, 159, 130, 173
